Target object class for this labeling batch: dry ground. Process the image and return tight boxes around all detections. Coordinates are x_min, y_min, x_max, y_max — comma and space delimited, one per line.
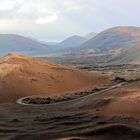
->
1, 54, 140, 140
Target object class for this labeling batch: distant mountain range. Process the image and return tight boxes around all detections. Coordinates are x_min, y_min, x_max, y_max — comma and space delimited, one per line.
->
1, 27, 140, 65
69, 26, 140, 54
85, 32, 97, 40
56, 26, 140, 65
49, 35, 88, 52
0, 33, 94, 56
0, 34, 50, 56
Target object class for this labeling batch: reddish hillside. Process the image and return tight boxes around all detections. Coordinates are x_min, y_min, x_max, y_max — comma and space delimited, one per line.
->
0, 54, 111, 102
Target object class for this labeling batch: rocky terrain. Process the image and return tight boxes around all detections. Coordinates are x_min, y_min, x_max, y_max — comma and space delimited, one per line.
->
0, 54, 140, 140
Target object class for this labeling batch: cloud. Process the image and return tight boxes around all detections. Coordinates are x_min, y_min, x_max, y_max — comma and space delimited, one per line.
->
0, 0, 59, 24
0, 0, 140, 41
35, 8, 58, 24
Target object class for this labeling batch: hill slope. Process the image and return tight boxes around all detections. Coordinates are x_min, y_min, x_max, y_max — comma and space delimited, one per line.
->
0, 34, 50, 55
0, 54, 111, 102
107, 44, 140, 65
50, 35, 87, 51
0, 34, 87, 56
72, 26, 140, 54
51, 26, 140, 65
85, 32, 97, 40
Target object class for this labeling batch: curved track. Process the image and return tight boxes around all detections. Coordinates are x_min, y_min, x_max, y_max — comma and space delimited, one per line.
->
17, 82, 128, 106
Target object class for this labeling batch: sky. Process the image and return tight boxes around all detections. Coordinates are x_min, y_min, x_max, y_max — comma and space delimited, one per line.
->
0, 0, 140, 42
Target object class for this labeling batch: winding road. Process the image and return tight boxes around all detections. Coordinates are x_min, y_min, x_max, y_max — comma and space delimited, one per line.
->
17, 81, 128, 106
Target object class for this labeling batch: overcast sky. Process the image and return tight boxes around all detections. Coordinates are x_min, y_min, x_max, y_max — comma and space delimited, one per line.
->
0, 0, 140, 41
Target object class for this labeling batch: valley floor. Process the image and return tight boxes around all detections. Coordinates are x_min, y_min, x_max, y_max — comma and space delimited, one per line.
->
1, 64, 140, 140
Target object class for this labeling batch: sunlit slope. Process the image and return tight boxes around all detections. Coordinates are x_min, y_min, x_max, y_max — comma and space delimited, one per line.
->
0, 54, 111, 102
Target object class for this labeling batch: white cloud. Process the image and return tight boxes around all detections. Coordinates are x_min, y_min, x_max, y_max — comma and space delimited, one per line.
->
0, 0, 140, 41
0, 0, 59, 24
35, 8, 58, 24
0, 1, 17, 11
